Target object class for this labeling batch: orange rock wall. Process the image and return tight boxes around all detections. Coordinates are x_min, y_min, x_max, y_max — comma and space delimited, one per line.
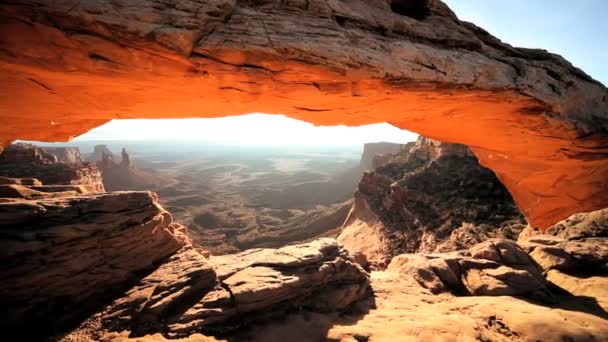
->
0, 0, 607, 229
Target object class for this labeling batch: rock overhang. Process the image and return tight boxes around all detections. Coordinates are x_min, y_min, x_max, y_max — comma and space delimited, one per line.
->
0, 0, 607, 229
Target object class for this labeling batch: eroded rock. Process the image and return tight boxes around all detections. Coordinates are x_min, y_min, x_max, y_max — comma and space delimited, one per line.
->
0, 191, 187, 336
0, 143, 105, 192
68, 238, 370, 338
339, 136, 525, 265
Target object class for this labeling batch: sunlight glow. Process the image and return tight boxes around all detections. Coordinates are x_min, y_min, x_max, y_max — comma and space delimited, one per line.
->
74, 113, 418, 146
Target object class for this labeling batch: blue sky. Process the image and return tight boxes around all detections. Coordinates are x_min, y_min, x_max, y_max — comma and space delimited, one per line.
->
75, 1, 606, 145
444, 0, 607, 84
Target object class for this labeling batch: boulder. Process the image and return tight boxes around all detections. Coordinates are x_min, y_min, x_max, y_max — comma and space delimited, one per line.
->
75, 239, 370, 338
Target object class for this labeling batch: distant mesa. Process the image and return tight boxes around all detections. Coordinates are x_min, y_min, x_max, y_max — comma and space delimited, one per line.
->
88, 144, 164, 191
43, 146, 83, 163
360, 142, 410, 171
0, 143, 104, 193
87, 144, 115, 163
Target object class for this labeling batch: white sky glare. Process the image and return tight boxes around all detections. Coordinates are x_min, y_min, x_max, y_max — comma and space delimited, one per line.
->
76, 114, 418, 146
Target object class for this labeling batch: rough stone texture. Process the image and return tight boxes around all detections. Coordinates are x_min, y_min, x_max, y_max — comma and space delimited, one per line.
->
0, 191, 188, 337
0, 142, 57, 164
66, 238, 369, 339
44, 146, 83, 163
519, 208, 608, 273
0, 143, 105, 192
339, 136, 525, 265
386, 239, 552, 302
0, 0, 607, 229
520, 207, 608, 241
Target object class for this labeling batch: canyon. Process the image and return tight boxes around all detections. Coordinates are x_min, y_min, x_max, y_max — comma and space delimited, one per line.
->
1, 137, 607, 341
0, 0, 607, 341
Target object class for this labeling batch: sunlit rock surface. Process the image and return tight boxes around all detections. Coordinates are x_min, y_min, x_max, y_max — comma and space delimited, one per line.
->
0, 143, 105, 192
64, 238, 370, 339
1, 0, 607, 228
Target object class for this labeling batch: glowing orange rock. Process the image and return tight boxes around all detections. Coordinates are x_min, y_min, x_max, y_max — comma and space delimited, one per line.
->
0, 0, 606, 229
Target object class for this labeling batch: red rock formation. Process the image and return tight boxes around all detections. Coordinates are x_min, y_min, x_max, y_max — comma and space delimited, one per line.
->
0, 143, 56, 164
0, 190, 187, 337
0, 143, 105, 192
0, 0, 606, 229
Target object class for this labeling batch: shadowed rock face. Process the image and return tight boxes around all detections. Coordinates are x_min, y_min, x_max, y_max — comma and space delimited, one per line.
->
0, 0, 607, 229
339, 136, 526, 266
0, 190, 188, 338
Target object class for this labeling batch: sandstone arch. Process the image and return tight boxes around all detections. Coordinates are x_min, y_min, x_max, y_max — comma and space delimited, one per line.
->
0, 0, 607, 229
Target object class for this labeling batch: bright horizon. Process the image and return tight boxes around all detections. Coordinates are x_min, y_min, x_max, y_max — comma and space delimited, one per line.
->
73, 114, 419, 147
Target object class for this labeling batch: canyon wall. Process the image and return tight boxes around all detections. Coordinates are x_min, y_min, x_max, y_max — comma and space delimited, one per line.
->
339, 136, 525, 266
0, 187, 187, 336
0, 0, 607, 228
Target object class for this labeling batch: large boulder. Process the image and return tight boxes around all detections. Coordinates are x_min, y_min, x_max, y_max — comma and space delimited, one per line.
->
67, 238, 370, 338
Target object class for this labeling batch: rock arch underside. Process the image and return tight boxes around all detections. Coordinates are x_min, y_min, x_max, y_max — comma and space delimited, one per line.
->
0, 0, 607, 229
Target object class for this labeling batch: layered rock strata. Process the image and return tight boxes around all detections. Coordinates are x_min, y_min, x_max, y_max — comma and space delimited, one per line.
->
0, 143, 105, 192
0, 190, 188, 337
339, 136, 525, 266
65, 238, 370, 339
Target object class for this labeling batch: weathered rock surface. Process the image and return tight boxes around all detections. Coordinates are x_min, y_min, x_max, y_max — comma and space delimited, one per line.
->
0, 143, 105, 192
64, 238, 370, 339
1, 0, 607, 229
516, 208, 608, 312
0, 190, 188, 337
44, 146, 83, 163
339, 136, 525, 266
72, 239, 608, 342
386, 239, 552, 300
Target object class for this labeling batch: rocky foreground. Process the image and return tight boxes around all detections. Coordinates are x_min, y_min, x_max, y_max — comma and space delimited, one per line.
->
60, 211, 608, 341
1, 140, 607, 341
